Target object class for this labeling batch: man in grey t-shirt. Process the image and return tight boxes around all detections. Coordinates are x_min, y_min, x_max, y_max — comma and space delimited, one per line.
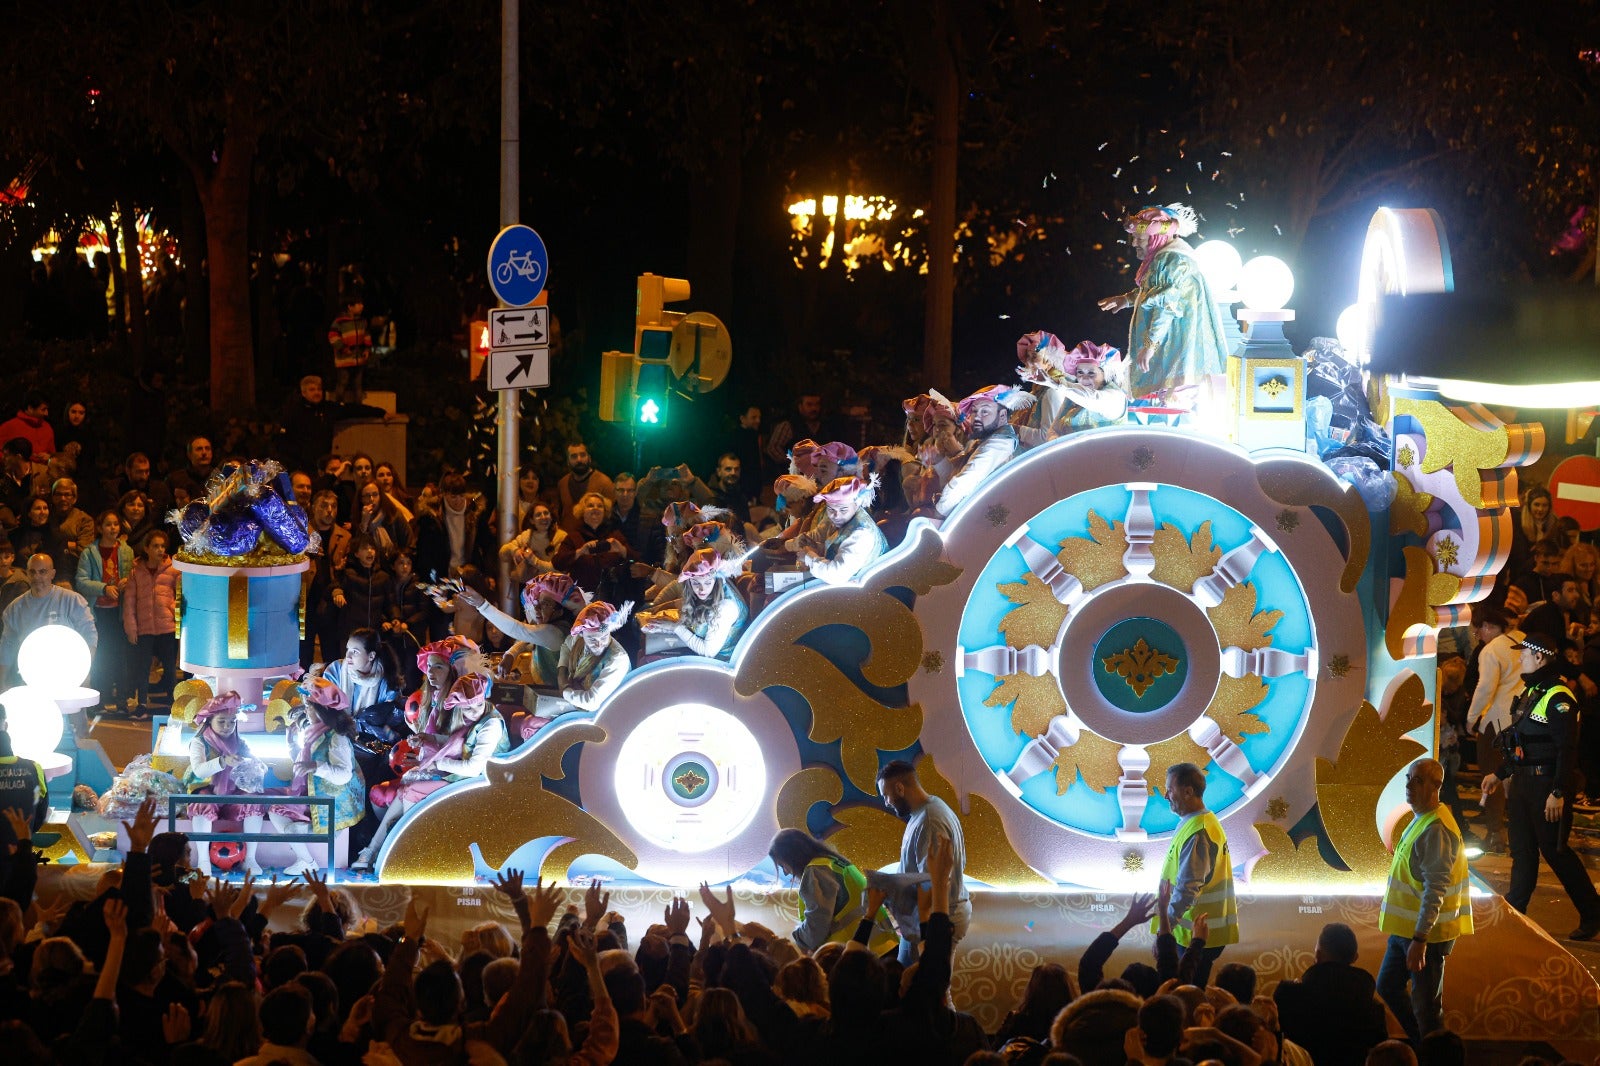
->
877, 758, 971, 962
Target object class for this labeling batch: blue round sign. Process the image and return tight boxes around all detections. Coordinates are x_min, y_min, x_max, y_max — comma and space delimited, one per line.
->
487, 224, 548, 307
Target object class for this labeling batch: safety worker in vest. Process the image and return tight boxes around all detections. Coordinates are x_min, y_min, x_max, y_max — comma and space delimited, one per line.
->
1152, 761, 1238, 977
1480, 610, 1600, 940
1376, 758, 1474, 1043
0, 700, 48, 887
766, 828, 897, 954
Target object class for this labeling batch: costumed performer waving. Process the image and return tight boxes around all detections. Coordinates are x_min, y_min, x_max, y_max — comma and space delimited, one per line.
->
558, 598, 634, 710
455, 572, 589, 686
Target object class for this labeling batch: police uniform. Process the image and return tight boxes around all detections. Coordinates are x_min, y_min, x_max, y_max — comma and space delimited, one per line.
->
1492, 632, 1600, 937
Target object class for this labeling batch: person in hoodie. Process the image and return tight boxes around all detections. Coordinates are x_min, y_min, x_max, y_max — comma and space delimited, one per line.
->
120, 528, 178, 715
1273, 921, 1388, 1066
330, 534, 396, 653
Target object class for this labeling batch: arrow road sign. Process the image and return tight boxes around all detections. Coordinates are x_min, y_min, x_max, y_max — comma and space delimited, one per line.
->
490, 306, 550, 349
488, 346, 550, 391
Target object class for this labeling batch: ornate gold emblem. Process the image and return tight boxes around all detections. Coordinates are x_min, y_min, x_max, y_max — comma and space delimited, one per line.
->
1259, 376, 1289, 399
674, 768, 707, 794
1122, 850, 1145, 872
1101, 637, 1180, 698
1434, 535, 1459, 570
1397, 443, 1416, 469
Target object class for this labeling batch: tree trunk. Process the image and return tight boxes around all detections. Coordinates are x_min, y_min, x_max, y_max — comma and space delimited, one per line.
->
179, 171, 209, 373
193, 131, 258, 413
118, 203, 148, 369
922, 0, 959, 392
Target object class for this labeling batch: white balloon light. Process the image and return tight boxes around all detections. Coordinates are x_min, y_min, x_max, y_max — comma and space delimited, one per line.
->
18, 625, 92, 696
1192, 239, 1244, 295
1335, 304, 1369, 360
0, 686, 66, 760
1239, 256, 1295, 311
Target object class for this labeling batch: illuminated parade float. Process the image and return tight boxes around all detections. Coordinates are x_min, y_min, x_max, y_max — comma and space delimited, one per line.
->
25, 206, 1600, 1050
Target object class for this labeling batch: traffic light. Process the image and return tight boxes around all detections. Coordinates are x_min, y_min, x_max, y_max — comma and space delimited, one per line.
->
636, 274, 689, 364
633, 361, 671, 427
469, 320, 490, 380
598, 350, 635, 422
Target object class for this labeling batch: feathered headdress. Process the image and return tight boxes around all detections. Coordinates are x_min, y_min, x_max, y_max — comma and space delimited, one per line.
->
571, 599, 633, 637
677, 547, 744, 583
813, 473, 880, 510
521, 572, 590, 619
1124, 203, 1199, 238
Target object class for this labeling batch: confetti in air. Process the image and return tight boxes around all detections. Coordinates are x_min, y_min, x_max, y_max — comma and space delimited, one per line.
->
1274, 224, 1282, 235
1228, 226, 1245, 238
1113, 167, 1122, 178
1098, 142, 1109, 151
998, 314, 1011, 320
1221, 151, 1233, 156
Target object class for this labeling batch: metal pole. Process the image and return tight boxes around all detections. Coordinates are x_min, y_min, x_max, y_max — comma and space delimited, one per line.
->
496, 0, 520, 611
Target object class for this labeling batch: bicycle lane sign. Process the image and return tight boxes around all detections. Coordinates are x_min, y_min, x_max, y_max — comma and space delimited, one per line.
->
487, 224, 548, 307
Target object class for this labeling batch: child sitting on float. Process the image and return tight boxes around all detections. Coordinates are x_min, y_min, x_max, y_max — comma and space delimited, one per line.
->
269, 676, 365, 876
556, 598, 634, 711
182, 691, 267, 876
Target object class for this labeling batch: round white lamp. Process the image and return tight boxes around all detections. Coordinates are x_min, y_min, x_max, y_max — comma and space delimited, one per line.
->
0, 685, 66, 761
1193, 239, 1244, 296
18, 625, 93, 697
1239, 256, 1295, 311
1335, 304, 1369, 362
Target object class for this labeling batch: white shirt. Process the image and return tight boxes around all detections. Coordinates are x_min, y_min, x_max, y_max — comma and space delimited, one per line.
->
1467, 630, 1523, 732
934, 426, 1018, 517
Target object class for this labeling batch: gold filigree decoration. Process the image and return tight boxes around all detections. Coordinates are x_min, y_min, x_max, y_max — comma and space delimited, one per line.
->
1207, 674, 1270, 744
1275, 509, 1300, 534
985, 504, 1011, 527
997, 573, 1069, 650
1207, 582, 1281, 651
1254, 458, 1370, 594
921, 650, 944, 674
1058, 510, 1129, 592
1385, 546, 1462, 659
1327, 653, 1352, 678
673, 767, 707, 793
824, 753, 1048, 885
1250, 823, 1374, 887
1052, 730, 1124, 795
1131, 446, 1156, 470
1391, 397, 1511, 509
1389, 471, 1434, 538
1313, 672, 1432, 878
1260, 376, 1289, 398
1150, 520, 1222, 592
1143, 734, 1210, 792
733, 526, 960, 792
1265, 796, 1290, 820
1435, 535, 1459, 570
1123, 850, 1145, 872
1101, 638, 1180, 698
985, 672, 1066, 739
776, 767, 843, 830
380, 723, 639, 883
1397, 443, 1416, 468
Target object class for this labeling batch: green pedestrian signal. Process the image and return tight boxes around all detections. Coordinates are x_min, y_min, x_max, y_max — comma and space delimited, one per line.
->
634, 362, 670, 427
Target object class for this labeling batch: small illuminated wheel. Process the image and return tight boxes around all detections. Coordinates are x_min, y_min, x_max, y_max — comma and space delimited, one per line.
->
909, 429, 1365, 886
577, 661, 801, 885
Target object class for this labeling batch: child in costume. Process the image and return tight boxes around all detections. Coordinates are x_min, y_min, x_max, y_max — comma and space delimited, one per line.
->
642, 549, 747, 660
1097, 203, 1228, 413
353, 672, 508, 869
557, 599, 634, 709
182, 692, 266, 876
798, 475, 888, 585
269, 677, 365, 875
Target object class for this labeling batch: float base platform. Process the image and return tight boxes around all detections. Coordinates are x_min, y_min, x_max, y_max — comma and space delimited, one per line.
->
34, 869, 1598, 1058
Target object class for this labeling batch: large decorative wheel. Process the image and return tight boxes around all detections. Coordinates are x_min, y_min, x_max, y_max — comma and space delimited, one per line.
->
909, 428, 1366, 887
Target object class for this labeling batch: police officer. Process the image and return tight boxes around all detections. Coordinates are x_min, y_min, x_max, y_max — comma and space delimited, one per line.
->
1377, 758, 1474, 1043
1481, 611, 1600, 939
1153, 761, 1238, 978
0, 701, 48, 885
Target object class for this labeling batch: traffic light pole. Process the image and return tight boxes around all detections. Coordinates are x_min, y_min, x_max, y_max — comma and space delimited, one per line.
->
495, 0, 520, 613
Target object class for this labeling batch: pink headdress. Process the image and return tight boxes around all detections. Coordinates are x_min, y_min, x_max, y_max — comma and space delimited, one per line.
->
304, 676, 349, 712
813, 474, 878, 508
442, 672, 490, 710
1125, 203, 1199, 283
678, 547, 739, 582
683, 520, 738, 553
957, 385, 1029, 424
904, 392, 959, 435
521, 572, 589, 618
195, 691, 243, 725
815, 441, 858, 474
1016, 331, 1064, 364
571, 599, 633, 637
416, 635, 480, 675
661, 501, 720, 531
772, 474, 818, 514
1068, 340, 1120, 371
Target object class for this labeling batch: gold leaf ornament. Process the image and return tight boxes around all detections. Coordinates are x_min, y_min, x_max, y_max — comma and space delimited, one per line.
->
1390, 397, 1511, 509
1143, 733, 1210, 793
1149, 520, 1223, 592
1051, 730, 1125, 795
985, 672, 1067, 739
1388, 471, 1434, 538
1101, 638, 1181, 699
996, 573, 1069, 650
1207, 582, 1281, 651
1206, 674, 1270, 743
1057, 510, 1129, 592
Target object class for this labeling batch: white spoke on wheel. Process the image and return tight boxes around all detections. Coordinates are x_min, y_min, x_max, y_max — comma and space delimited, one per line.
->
1191, 526, 1273, 608
1001, 711, 1083, 795
1005, 527, 1087, 608
1122, 483, 1157, 579
1188, 715, 1264, 791
1220, 645, 1315, 679
1115, 743, 1151, 841
958, 642, 1053, 679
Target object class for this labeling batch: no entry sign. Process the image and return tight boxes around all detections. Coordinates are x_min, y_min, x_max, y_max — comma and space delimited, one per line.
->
1550, 454, 1600, 531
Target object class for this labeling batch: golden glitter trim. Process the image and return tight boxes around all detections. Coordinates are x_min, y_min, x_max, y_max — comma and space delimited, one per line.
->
1313, 672, 1431, 878
1150, 520, 1222, 593
1265, 796, 1290, 821
921, 650, 944, 674
1143, 733, 1210, 793
1388, 471, 1434, 538
1391, 397, 1510, 509
1206, 674, 1270, 744
1397, 443, 1416, 468
1207, 581, 1280, 652
1434, 535, 1459, 570
1102, 638, 1180, 699
263, 698, 293, 733
1250, 824, 1374, 887
997, 573, 1070, 650
176, 538, 308, 568
169, 678, 214, 725
1057, 510, 1129, 592
1259, 376, 1289, 399
824, 753, 1048, 885
776, 767, 844, 830
1385, 546, 1462, 659
379, 723, 639, 884
1122, 850, 1145, 873
227, 570, 250, 659
1254, 459, 1370, 594
985, 672, 1067, 739
1053, 730, 1125, 795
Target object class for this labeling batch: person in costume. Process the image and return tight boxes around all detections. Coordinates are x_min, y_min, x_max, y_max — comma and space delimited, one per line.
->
1375, 758, 1474, 1044
1097, 203, 1228, 410
933, 385, 1028, 517
642, 548, 746, 660
402, 635, 481, 736
1054, 340, 1131, 434
183, 692, 266, 876
353, 672, 508, 869
1152, 761, 1238, 983
1013, 331, 1071, 448
269, 677, 365, 876
797, 475, 888, 585
455, 572, 588, 686
637, 501, 728, 607
558, 599, 633, 709
767, 828, 897, 955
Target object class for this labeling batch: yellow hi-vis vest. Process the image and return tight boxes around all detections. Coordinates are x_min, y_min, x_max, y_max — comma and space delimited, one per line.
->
1152, 809, 1239, 946
802, 857, 899, 953
1378, 806, 1474, 943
